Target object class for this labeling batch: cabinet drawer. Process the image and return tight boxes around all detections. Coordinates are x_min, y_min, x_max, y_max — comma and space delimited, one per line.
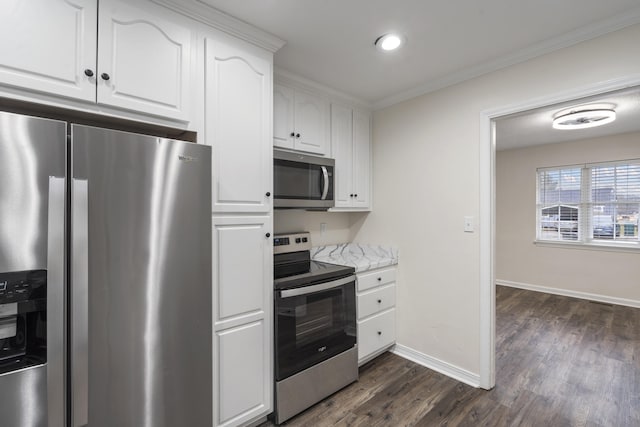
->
357, 308, 395, 362
357, 284, 395, 319
357, 267, 396, 292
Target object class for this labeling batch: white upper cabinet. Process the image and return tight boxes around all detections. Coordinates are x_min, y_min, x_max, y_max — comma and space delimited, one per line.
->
0, 0, 97, 101
331, 104, 371, 210
352, 109, 371, 209
273, 85, 295, 150
205, 36, 272, 213
273, 83, 329, 155
97, 0, 192, 121
0, 0, 192, 122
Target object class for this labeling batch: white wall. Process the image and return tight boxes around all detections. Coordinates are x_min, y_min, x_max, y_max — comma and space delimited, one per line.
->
352, 24, 640, 376
496, 132, 640, 303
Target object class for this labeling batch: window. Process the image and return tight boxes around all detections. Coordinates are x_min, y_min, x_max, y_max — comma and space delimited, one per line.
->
537, 160, 640, 247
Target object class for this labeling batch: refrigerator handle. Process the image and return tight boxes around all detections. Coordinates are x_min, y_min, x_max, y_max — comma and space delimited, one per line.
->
47, 177, 66, 427
71, 178, 89, 427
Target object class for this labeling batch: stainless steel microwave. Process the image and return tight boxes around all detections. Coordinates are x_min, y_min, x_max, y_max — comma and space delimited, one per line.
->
273, 149, 335, 209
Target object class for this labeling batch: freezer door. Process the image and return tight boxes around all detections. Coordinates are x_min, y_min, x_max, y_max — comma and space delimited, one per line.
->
0, 112, 67, 427
70, 125, 212, 427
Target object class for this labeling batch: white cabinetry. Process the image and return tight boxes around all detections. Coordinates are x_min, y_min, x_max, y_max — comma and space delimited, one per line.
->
331, 104, 371, 210
206, 37, 272, 213
0, 0, 192, 122
212, 216, 272, 427
356, 266, 397, 365
273, 83, 329, 155
0, 0, 97, 102
205, 34, 273, 427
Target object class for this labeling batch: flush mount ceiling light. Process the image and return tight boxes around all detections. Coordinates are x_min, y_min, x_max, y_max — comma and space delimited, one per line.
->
552, 108, 616, 130
375, 33, 404, 52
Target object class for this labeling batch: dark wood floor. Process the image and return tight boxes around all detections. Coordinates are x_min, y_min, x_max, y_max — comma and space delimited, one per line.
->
261, 286, 640, 426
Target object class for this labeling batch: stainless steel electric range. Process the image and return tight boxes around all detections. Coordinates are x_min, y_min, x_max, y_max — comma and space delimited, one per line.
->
272, 232, 358, 424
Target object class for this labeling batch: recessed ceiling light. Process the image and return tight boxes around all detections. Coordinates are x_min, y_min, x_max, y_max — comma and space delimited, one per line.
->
552, 109, 616, 130
375, 33, 404, 52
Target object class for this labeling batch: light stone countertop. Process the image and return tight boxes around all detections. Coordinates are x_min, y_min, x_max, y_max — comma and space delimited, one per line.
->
311, 243, 398, 273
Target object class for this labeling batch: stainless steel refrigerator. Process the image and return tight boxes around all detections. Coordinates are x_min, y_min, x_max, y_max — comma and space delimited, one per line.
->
0, 111, 212, 427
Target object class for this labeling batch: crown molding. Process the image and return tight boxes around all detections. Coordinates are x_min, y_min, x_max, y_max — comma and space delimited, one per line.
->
373, 8, 640, 110
275, 67, 373, 112
152, 0, 286, 53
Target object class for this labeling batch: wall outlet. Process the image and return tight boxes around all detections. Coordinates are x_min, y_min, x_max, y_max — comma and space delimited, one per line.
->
320, 223, 327, 236
464, 216, 475, 232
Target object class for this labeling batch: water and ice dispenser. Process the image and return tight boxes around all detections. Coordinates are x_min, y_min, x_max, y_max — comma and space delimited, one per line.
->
0, 270, 47, 374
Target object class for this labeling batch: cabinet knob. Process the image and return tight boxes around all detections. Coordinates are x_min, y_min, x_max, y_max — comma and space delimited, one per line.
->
266, 232, 271, 238
265, 192, 271, 197
290, 132, 295, 137
377, 331, 382, 335
377, 277, 382, 281
377, 299, 382, 303
296, 133, 301, 138
84, 69, 94, 77
350, 194, 354, 197
101, 73, 110, 81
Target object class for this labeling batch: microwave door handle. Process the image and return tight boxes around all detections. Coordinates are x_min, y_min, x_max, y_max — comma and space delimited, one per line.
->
321, 166, 329, 200
280, 275, 355, 298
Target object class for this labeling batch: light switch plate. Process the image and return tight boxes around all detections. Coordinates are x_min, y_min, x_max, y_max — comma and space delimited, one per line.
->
464, 216, 474, 232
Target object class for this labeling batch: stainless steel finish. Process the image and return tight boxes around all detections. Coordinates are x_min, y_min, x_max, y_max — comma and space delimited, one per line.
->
274, 346, 358, 424
0, 111, 66, 272
320, 166, 329, 200
273, 232, 311, 254
0, 365, 47, 426
273, 148, 335, 166
70, 178, 88, 427
47, 176, 66, 427
0, 112, 66, 427
280, 275, 355, 298
71, 125, 212, 427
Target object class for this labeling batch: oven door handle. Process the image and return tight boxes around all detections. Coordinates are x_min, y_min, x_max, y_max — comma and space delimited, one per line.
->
320, 166, 329, 200
280, 275, 355, 298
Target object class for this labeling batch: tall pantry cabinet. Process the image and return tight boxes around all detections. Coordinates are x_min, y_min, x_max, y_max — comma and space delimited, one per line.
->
205, 34, 274, 427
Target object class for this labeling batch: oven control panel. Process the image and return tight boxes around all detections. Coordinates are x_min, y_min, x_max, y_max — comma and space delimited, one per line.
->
274, 232, 311, 254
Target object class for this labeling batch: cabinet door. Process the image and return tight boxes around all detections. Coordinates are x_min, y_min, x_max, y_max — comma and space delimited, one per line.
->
97, 0, 192, 121
294, 89, 329, 155
216, 321, 271, 427
352, 110, 371, 209
273, 84, 295, 149
212, 216, 273, 427
212, 216, 272, 329
206, 37, 272, 213
0, 0, 96, 101
331, 104, 354, 208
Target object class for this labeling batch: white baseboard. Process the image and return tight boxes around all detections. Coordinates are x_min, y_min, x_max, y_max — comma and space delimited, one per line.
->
391, 344, 480, 388
496, 279, 640, 308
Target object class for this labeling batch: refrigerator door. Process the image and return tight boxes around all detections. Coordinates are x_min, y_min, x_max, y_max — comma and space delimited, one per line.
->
70, 125, 212, 427
0, 112, 67, 427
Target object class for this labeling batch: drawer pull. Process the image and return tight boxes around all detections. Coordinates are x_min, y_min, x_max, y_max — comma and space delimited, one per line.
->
377, 299, 382, 303
377, 277, 382, 281
377, 331, 382, 335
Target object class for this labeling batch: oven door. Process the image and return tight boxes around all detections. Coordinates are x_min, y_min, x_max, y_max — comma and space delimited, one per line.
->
273, 149, 335, 209
274, 275, 356, 381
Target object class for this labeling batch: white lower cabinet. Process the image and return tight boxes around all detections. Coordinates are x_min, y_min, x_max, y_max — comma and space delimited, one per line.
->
212, 216, 272, 426
356, 266, 397, 365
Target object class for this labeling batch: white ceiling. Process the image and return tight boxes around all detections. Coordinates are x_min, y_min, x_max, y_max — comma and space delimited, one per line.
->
495, 86, 640, 150
201, 0, 640, 107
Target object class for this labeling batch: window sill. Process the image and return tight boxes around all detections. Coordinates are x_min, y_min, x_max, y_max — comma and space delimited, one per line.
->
534, 240, 640, 253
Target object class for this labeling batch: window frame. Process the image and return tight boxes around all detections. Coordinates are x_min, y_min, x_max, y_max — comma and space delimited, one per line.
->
535, 159, 640, 250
